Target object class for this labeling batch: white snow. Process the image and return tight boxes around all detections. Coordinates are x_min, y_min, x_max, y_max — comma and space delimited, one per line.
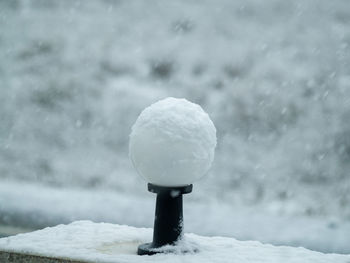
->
129, 97, 216, 187
0, 0, 350, 255
0, 221, 349, 263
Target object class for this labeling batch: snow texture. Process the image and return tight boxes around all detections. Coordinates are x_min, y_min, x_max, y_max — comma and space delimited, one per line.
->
1, 0, 350, 255
129, 97, 216, 186
0, 221, 349, 263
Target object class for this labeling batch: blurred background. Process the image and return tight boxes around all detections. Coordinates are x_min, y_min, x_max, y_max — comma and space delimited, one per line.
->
0, 0, 349, 254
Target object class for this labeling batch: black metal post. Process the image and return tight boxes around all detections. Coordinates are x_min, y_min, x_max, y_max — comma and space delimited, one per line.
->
137, 183, 193, 255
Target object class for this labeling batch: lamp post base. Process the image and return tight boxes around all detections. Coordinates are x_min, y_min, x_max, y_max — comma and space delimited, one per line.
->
138, 242, 200, 255
137, 243, 157, 256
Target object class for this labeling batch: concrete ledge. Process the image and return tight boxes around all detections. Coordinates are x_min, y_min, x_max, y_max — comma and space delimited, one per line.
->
0, 251, 85, 263
0, 221, 349, 263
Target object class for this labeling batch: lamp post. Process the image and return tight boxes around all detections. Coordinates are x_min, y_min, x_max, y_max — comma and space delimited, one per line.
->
137, 183, 192, 255
129, 97, 217, 255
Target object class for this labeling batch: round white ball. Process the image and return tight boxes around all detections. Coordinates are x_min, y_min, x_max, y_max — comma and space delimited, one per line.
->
129, 97, 217, 187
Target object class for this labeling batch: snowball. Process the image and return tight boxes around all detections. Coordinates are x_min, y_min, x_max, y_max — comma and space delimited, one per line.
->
129, 97, 217, 187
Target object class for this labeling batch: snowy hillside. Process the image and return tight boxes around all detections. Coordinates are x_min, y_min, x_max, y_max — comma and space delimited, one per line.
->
0, 0, 349, 254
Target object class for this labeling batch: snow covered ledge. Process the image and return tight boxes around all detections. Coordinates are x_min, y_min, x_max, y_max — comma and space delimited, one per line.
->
0, 221, 348, 263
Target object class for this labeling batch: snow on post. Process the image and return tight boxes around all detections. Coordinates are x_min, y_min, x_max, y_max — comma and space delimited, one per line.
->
129, 97, 217, 255
129, 97, 217, 187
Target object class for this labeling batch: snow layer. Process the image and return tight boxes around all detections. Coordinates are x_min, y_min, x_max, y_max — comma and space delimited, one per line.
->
129, 97, 216, 186
0, 221, 349, 263
0, 0, 350, 255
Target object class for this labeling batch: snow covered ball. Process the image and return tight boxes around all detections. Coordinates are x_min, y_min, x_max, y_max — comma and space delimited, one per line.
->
129, 97, 217, 187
